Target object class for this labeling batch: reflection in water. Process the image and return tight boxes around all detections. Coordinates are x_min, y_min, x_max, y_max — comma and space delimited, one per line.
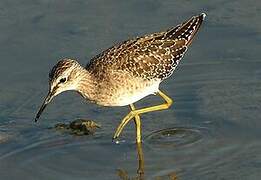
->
117, 143, 145, 180
155, 172, 178, 180
116, 127, 209, 179
117, 143, 178, 180
136, 143, 145, 178
1, 122, 260, 179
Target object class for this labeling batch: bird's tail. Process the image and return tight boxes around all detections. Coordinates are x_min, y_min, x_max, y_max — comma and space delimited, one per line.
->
166, 13, 206, 46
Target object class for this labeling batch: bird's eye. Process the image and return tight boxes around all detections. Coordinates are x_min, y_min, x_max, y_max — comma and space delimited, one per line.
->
59, 77, 67, 83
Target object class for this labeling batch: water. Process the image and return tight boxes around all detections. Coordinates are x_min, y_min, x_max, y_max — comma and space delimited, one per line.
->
0, 0, 261, 179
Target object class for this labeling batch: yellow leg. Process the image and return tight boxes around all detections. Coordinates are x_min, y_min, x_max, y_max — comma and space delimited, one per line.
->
113, 90, 173, 142
130, 104, 142, 143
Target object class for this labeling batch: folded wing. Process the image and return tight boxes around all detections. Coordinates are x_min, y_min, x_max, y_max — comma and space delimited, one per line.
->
87, 13, 206, 80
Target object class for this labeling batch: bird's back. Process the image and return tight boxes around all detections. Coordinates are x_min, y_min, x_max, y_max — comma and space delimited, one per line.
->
86, 13, 205, 81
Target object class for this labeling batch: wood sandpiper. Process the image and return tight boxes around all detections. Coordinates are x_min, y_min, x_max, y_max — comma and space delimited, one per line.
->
35, 13, 206, 143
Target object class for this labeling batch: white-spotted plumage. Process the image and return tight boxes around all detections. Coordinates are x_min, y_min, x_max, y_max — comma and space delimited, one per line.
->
46, 13, 206, 107
35, 13, 206, 143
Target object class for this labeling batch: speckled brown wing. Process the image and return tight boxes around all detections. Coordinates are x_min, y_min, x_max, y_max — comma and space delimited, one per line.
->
118, 38, 187, 80
86, 13, 205, 80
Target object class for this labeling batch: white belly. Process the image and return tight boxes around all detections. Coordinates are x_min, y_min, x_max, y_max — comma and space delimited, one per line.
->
113, 79, 161, 106
93, 71, 162, 107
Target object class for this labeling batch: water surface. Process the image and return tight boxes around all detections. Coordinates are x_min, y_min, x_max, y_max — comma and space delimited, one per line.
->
0, 0, 261, 179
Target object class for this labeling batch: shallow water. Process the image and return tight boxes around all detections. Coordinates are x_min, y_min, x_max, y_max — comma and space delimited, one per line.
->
0, 0, 261, 179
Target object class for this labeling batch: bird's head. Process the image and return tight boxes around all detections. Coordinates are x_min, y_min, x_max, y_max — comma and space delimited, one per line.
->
35, 59, 84, 122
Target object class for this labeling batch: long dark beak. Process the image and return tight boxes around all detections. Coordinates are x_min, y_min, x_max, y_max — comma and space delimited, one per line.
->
35, 90, 55, 122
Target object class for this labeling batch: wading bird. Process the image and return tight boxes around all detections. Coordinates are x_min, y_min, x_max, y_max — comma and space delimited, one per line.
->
35, 13, 206, 143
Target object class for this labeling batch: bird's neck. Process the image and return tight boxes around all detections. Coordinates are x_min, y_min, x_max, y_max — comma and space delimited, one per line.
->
76, 68, 98, 101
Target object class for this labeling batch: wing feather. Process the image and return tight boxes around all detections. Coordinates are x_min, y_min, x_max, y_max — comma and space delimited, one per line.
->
86, 13, 205, 80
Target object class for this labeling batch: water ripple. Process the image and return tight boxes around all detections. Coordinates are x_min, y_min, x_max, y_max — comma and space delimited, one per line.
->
145, 126, 209, 149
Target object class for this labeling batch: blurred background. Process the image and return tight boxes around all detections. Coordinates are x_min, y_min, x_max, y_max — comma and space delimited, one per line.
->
0, 0, 260, 179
